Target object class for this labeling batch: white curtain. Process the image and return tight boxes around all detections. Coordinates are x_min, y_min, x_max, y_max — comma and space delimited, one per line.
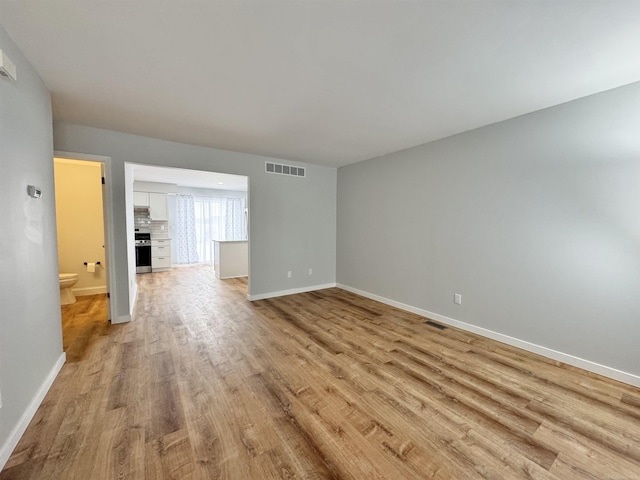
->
225, 198, 248, 241
193, 196, 247, 264
175, 194, 199, 264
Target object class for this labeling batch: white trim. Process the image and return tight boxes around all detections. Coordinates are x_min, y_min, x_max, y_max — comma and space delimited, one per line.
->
54, 151, 110, 163
0, 353, 66, 471
336, 283, 640, 388
72, 286, 107, 296
248, 283, 336, 301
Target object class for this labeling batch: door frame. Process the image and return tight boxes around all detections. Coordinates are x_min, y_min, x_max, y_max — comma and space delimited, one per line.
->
54, 150, 116, 321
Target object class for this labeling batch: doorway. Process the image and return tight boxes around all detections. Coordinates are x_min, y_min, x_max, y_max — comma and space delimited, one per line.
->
128, 163, 250, 295
53, 154, 115, 360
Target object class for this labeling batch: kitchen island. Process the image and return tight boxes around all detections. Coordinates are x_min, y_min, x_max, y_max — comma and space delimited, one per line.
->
212, 240, 248, 279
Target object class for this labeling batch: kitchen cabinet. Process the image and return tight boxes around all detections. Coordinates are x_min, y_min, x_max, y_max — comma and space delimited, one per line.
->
133, 191, 150, 207
149, 193, 168, 220
151, 238, 171, 271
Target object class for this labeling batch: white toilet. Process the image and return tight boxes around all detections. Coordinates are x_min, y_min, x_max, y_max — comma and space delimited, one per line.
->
59, 273, 79, 305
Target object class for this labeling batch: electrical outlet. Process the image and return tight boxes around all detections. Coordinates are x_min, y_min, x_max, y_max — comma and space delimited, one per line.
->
308, 268, 313, 276
454, 293, 462, 305
287, 271, 292, 278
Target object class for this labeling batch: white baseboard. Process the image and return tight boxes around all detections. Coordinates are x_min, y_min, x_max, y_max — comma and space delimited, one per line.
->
0, 352, 66, 471
72, 286, 107, 296
337, 283, 640, 388
248, 283, 337, 301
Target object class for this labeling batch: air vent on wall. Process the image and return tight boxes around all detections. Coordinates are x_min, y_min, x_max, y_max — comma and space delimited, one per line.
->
265, 162, 306, 178
424, 320, 447, 330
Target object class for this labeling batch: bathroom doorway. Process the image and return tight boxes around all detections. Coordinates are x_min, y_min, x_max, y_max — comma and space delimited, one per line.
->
53, 153, 115, 360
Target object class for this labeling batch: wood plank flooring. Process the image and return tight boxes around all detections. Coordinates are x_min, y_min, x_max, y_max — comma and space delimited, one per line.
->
60, 293, 109, 363
2, 265, 639, 479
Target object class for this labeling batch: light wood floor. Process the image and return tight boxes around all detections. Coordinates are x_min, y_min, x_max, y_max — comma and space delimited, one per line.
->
59, 293, 109, 363
2, 265, 639, 479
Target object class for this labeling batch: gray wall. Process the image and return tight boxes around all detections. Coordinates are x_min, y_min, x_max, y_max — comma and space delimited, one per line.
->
338, 81, 640, 378
0, 25, 63, 453
54, 123, 337, 316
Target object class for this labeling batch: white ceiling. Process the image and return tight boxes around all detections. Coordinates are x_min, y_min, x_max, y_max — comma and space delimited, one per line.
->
2, 1, 640, 168
132, 164, 248, 191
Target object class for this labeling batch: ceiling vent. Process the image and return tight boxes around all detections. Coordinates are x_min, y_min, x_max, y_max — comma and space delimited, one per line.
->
265, 162, 305, 178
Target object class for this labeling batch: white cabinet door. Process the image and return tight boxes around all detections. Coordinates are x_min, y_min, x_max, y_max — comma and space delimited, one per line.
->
151, 239, 170, 247
149, 193, 168, 220
151, 256, 171, 269
133, 191, 150, 207
152, 245, 170, 257
151, 239, 172, 271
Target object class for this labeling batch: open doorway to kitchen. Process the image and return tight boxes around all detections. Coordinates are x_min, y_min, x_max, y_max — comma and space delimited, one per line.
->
53, 155, 114, 361
128, 164, 250, 298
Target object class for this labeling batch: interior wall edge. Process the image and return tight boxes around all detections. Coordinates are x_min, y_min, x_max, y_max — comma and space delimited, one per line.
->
129, 283, 138, 316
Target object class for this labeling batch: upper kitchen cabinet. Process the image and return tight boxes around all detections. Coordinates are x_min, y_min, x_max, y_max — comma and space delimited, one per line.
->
134, 191, 150, 207
149, 193, 168, 221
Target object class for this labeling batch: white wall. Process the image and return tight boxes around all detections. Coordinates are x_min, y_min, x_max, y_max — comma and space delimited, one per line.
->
53, 123, 337, 316
54, 159, 106, 294
337, 81, 640, 383
175, 186, 247, 198
0, 24, 65, 466
133, 180, 177, 194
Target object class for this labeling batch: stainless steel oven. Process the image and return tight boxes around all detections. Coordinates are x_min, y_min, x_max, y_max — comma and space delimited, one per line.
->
135, 233, 152, 273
